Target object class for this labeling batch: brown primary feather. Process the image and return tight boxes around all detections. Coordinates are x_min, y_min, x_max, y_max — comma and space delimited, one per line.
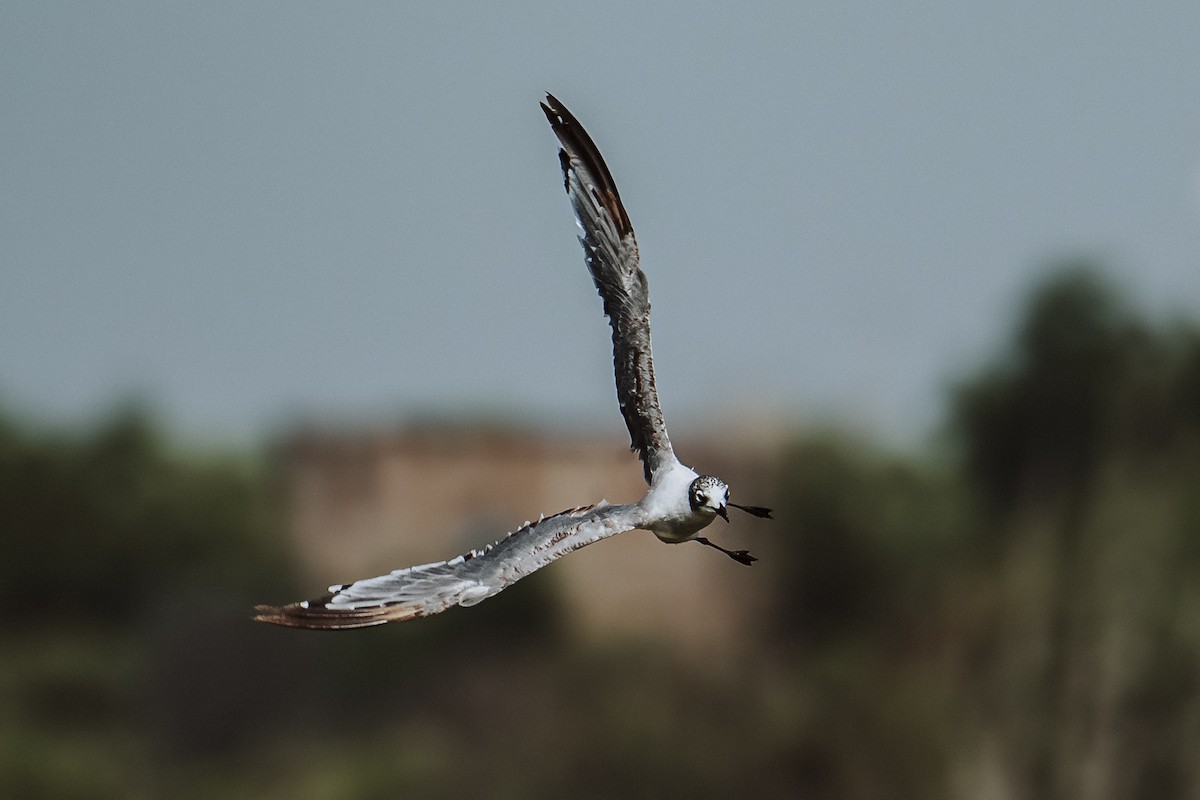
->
253, 597, 417, 630
541, 94, 633, 237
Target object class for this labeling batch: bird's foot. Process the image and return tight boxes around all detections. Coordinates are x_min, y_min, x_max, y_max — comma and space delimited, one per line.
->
727, 549, 757, 566
696, 537, 758, 566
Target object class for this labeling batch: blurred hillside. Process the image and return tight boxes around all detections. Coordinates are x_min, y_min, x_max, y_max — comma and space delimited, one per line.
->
2, 264, 1199, 799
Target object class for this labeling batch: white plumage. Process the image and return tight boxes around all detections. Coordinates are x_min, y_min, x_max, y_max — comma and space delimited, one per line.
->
254, 94, 770, 630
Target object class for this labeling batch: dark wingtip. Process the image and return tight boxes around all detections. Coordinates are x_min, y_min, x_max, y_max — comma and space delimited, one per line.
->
252, 604, 291, 627
540, 97, 558, 124
251, 593, 402, 631
538, 92, 633, 237
542, 93, 569, 127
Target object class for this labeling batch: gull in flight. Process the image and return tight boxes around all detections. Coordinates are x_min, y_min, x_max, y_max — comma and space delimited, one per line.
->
254, 94, 772, 630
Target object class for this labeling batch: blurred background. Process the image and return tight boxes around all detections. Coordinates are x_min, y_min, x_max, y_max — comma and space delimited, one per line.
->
3, 2, 1199, 798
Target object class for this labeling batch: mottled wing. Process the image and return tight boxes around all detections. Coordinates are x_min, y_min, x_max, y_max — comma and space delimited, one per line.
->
253, 502, 644, 630
541, 94, 676, 485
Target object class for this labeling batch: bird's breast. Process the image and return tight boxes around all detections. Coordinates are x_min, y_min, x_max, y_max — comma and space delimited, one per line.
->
644, 507, 717, 543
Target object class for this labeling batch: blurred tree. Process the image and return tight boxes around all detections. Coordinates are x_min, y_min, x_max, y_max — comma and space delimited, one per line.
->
950, 265, 1134, 519
771, 437, 965, 644
945, 263, 1200, 800
766, 436, 970, 797
0, 404, 285, 631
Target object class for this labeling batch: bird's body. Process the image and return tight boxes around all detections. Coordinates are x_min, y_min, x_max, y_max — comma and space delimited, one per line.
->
640, 460, 714, 541
254, 94, 771, 630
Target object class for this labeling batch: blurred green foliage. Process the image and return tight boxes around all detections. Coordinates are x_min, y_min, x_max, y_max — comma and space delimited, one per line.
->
2, 263, 1199, 798
0, 406, 286, 628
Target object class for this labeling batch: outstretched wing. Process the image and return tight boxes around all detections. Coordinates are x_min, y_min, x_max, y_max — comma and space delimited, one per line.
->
541, 94, 676, 485
254, 502, 644, 630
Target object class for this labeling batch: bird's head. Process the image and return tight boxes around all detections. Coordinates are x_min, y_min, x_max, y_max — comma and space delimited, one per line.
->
689, 475, 731, 521
688, 475, 775, 523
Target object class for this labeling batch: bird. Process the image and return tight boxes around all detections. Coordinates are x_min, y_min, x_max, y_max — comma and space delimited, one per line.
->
253, 94, 772, 630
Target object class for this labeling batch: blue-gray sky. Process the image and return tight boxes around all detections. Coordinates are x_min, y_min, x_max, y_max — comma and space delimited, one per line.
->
3, 2, 1199, 445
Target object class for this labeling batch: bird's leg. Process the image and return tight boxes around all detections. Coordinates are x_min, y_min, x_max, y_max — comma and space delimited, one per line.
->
695, 537, 757, 566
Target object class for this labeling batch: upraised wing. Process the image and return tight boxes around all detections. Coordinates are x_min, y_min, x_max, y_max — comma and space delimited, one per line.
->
541, 94, 676, 485
253, 502, 644, 630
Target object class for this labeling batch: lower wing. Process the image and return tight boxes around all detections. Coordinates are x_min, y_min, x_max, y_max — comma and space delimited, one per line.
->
254, 501, 644, 630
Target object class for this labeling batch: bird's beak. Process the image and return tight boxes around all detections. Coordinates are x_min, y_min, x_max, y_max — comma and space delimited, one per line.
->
716, 506, 729, 522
